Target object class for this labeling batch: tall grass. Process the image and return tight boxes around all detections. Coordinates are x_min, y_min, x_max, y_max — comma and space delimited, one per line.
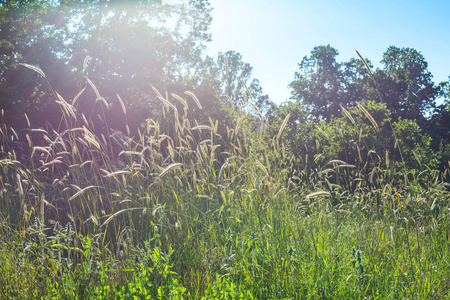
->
0, 64, 449, 299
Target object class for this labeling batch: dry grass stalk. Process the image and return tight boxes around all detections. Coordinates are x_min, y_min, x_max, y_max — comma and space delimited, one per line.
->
224, 54, 229, 80
83, 55, 90, 70
184, 91, 202, 110
19, 63, 46, 78
357, 102, 379, 132
355, 50, 372, 75
69, 185, 102, 201
24, 113, 31, 127
240, 77, 253, 103
56, 92, 77, 119
306, 191, 330, 199
72, 87, 86, 105
255, 159, 269, 177
339, 104, 356, 125
158, 163, 183, 179
117, 94, 127, 115
85, 76, 108, 107
172, 93, 189, 110
277, 113, 290, 142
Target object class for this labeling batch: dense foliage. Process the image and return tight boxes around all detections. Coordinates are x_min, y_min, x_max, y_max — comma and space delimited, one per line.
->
1, 1, 449, 299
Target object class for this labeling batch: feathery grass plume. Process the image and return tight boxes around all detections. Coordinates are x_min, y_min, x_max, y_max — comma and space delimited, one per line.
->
357, 102, 379, 131
335, 164, 355, 169
158, 163, 183, 179
191, 125, 214, 132
199, 144, 209, 160
355, 50, 372, 75
167, 143, 175, 162
224, 54, 229, 80
314, 153, 323, 163
328, 159, 346, 164
317, 126, 329, 140
19, 63, 46, 78
102, 207, 142, 227
154, 87, 177, 113
84, 128, 100, 150
116, 94, 127, 114
85, 76, 108, 107
356, 49, 385, 105
81, 113, 89, 126
235, 115, 244, 135
25, 133, 32, 148
152, 85, 165, 104
172, 93, 189, 110
255, 159, 269, 177
184, 91, 202, 110
16, 174, 23, 198
104, 170, 132, 178
356, 145, 363, 163
10, 127, 19, 141
56, 92, 76, 119
69, 185, 103, 201
72, 87, 86, 105
386, 150, 390, 168
208, 117, 218, 134
226, 126, 234, 141
209, 145, 221, 165
277, 113, 290, 142
306, 191, 330, 200
250, 102, 264, 121
339, 104, 356, 125
32, 146, 51, 156
83, 55, 91, 70
40, 193, 45, 225
240, 77, 253, 103
24, 113, 31, 127
101, 133, 107, 148
40, 158, 63, 168
218, 161, 229, 180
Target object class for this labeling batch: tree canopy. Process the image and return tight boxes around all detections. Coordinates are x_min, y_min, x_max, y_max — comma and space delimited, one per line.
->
1, 0, 224, 129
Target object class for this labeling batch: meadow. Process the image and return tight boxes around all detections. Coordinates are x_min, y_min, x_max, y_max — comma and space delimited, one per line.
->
0, 65, 449, 299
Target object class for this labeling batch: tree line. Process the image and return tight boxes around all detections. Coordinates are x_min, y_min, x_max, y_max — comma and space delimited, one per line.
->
1, 0, 449, 171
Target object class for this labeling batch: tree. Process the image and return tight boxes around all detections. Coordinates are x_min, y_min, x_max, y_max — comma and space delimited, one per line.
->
215, 51, 274, 117
423, 77, 450, 169
213, 50, 275, 125
372, 46, 438, 125
289, 45, 348, 122
0, 0, 74, 127
283, 45, 444, 173
0, 0, 219, 131
289, 45, 439, 126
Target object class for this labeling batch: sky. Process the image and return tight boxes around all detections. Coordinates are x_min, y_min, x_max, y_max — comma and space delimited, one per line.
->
205, 0, 450, 105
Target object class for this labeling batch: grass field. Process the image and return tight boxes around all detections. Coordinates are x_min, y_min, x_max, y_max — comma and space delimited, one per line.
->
0, 69, 449, 299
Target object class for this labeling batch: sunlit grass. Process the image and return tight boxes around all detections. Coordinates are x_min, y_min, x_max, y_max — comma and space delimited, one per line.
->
0, 66, 449, 299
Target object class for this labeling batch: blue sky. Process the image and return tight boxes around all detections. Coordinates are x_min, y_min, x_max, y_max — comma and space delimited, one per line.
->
206, 0, 450, 105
